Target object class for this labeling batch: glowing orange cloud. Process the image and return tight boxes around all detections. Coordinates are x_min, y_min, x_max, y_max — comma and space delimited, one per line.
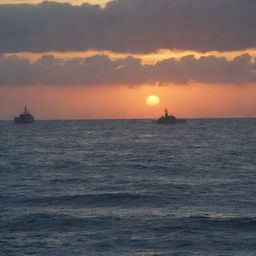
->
4, 48, 256, 65
0, 0, 110, 6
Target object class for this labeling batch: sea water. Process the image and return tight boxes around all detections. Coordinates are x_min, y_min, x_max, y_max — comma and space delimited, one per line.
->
0, 119, 256, 256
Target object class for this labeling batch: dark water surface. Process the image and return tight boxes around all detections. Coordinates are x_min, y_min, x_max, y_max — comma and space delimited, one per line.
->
1, 119, 256, 256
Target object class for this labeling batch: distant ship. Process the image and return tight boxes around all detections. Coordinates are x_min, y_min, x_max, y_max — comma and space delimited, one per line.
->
14, 106, 35, 124
155, 109, 186, 124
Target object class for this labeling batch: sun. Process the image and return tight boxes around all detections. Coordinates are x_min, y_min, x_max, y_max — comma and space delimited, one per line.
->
146, 95, 160, 106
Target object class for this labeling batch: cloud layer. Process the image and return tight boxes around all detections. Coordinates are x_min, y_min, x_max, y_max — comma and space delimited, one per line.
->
0, 54, 255, 86
0, 0, 256, 53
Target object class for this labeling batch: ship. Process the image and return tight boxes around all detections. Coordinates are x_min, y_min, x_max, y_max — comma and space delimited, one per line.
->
155, 109, 186, 124
14, 106, 35, 124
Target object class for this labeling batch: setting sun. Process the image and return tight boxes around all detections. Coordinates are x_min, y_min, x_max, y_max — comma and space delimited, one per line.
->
146, 95, 160, 106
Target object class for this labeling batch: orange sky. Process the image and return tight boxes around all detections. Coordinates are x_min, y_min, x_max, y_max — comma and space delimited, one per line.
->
1, 83, 256, 120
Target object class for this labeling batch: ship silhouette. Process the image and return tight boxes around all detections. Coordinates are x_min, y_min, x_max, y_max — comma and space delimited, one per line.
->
155, 109, 186, 124
14, 106, 35, 124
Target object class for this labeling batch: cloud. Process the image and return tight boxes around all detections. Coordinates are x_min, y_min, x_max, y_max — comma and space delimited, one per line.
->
0, 0, 256, 53
0, 53, 255, 86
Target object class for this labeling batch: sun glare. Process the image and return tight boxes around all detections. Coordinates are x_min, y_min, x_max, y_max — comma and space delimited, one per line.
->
146, 95, 160, 106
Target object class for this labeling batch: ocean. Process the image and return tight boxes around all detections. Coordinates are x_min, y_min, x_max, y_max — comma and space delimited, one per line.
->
0, 119, 256, 256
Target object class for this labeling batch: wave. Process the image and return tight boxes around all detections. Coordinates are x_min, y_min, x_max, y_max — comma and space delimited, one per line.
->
3, 213, 256, 233
149, 215, 256, 234
2, 213, 122, 232
21, 193, 160, 207
187, 215, 256, 228
50, 178, 90, 184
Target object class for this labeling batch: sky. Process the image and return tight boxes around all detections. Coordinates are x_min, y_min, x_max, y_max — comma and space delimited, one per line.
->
0, 0, 256, 119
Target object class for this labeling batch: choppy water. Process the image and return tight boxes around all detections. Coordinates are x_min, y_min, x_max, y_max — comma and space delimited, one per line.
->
1, 119, 256, 256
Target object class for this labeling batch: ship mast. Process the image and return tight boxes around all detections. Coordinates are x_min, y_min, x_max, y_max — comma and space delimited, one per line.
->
24, 105, 28, 114
165, 108, 168, 117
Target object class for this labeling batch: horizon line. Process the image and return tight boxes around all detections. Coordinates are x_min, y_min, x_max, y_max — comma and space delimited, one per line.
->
1, 116, 256, 121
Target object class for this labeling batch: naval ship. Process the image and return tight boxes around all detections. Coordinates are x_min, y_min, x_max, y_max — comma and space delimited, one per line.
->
14, 106, 35, 124
155, 109, 186, 124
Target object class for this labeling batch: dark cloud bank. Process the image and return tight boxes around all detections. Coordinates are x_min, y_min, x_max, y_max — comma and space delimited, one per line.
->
0, 54, 255, 85
0, 0, 256, 53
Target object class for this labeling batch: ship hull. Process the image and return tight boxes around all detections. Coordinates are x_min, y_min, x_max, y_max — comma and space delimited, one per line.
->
14, 118, 35, 124
156, 119, 186, 125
